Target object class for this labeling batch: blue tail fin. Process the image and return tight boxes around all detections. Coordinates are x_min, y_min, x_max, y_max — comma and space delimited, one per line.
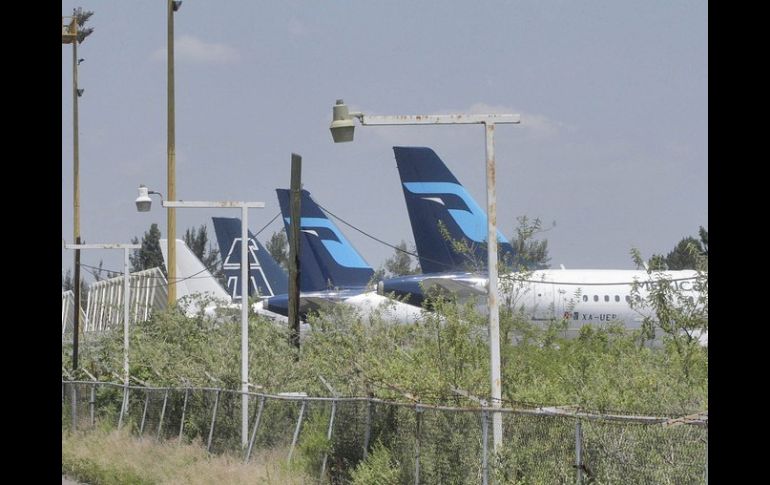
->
212, 217, 289, 299
393, 146, 515, 273
276, 189, 374, 289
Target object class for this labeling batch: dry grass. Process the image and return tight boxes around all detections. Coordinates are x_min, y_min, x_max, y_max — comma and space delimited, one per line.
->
62, 427, 311, 485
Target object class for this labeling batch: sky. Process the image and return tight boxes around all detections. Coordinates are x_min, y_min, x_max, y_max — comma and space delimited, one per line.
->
61, 0, 707, 282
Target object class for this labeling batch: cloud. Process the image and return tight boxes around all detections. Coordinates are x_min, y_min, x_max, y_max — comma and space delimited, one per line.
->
152, 35, 240, 64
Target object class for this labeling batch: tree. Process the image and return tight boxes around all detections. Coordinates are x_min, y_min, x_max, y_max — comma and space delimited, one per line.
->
508, 216, 551, 270
130, 223, 166, 274
266, 230, 289, 271
72, 7, 95, 43
384, 241, 421, 277
665, 237, 704, 270
184, 225, 219, 268
62, 268, 88, 309
698, 226, 708, 256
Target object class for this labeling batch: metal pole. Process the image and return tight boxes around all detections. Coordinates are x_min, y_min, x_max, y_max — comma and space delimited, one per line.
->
288, 400, 306, 463
320, 399, 337, 479
241, 205, 249, 449
166, 0, 177, 305
207, 389, 221, 453
72, 37, 81, 371
288, 154, 302, 351
485, 122, 503, 451
118, 386, 128, 429
157, 389, 169, 440
575, 420, 583, 485
140, 390, 150, 436
414, 406, 422, 485
245, 396, 266, 463
363, 399, 372, 460
178, 387, 189, 443
90, 384, 95, 428
481, 410, 489, 485
71, 384, 78, 431
124, 248, 130, 393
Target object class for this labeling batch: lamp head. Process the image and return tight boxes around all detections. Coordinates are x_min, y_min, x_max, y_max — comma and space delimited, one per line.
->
135, 185, 152, 212
172, 1, 183, 12
330, 99, 355, 143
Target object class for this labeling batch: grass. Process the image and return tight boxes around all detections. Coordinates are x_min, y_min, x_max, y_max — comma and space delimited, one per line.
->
62, 427, 310, 485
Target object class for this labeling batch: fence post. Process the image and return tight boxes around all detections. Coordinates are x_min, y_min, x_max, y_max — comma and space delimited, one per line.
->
178, 388, 189, 443
207, 389, 221, 453
89, 383, 96, 428
363, 399, 372, 460
139, 389, 150, 436
481, 409, 489, 485
157, 389, 169, 440
288, 399, 307, 463
414, 405, 422, 485
245, 395, 266, 463
118, 385, 128, 429
71, 383, 78, 431
320, 398, 337, 480
575, 419, 583, 485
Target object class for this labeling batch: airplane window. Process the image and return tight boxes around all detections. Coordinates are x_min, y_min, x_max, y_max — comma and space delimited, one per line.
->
593, 295, 598, 302
614, 295, 620, 302
625, 295, 630, 303
604, 295, 609, 302
582, 295, 588, 302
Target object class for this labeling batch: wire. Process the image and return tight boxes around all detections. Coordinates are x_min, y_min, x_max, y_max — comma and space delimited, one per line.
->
315, 202, 456, 271
253, 212, 282, 237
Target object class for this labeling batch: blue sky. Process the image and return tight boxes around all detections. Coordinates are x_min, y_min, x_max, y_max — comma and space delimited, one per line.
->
62, 1, 707, 280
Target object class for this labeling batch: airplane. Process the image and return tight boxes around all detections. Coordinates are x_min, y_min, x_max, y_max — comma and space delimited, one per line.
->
159, 238, 232, 316
259, 188, 426, 324
211, 216, 288, 300
377, 146, 707, 342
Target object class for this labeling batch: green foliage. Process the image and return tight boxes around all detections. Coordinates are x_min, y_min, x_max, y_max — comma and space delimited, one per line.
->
665, 236, 704, 270
508, 216, 552, 270
385, 241, 421, 277
184, 224, 220, 270
266, 230, 289, 271
350, 442, 401, 485
646, 227, 709, 271
130, 223, 166, 274
67, 276, 707, 483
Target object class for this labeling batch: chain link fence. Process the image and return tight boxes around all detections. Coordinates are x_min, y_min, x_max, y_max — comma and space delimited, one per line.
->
62, 380, 707, 484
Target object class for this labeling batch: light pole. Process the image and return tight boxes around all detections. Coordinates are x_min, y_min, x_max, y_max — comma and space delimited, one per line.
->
330, 99, 520, 451
64, 242, 140, 428
136, 186, 264, 448
62, 9, 93, 371
167, 0, 183, 306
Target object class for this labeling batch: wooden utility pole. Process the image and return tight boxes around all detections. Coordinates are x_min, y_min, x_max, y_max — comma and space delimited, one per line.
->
288, 154, 302, 352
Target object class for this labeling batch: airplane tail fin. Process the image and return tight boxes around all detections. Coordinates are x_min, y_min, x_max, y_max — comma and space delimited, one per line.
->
393, 146, 515, 273
211, 217, 288, 300
160, 239, 230, 304
276, 188, 374, 290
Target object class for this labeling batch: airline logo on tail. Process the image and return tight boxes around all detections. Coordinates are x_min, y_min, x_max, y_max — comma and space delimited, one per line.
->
402, 181, 508, 244
221, 237, 274, 297
284, 216, 370, 269
222, 237, 260, 269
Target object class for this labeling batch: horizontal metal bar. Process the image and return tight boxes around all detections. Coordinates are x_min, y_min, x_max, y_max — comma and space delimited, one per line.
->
360, 113, 520, 126
162, 200, 265, 209
65, 243, 141, 250
59, 380, 707, 425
